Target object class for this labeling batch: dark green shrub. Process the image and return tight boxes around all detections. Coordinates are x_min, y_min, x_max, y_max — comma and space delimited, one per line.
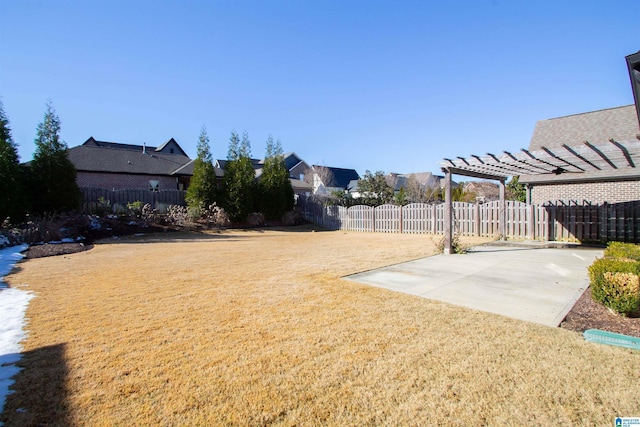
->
589, 257, 640, 316
604, 241, 640, 261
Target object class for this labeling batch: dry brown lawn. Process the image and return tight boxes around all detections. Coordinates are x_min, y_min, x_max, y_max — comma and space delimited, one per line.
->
2, 227, 640, 426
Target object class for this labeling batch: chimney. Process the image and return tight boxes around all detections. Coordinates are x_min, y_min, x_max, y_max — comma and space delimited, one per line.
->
143, 143, 146, 154
625, 51, 640, 129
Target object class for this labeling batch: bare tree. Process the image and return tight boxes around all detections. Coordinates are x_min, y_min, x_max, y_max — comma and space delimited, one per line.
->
306, 165, 335, 194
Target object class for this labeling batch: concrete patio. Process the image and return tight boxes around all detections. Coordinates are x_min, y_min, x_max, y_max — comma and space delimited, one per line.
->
344, 243, 604, 327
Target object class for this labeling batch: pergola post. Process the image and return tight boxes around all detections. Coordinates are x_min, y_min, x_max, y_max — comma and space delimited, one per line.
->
443, 169, 453, 254
526, 184, 534, 239
498, 179, 506, 240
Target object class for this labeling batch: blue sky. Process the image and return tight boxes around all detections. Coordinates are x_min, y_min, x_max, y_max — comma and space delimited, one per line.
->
1, 0, 639, 175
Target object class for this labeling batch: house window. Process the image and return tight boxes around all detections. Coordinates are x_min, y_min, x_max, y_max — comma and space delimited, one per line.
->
299, 173, 304, 181
170, 148, 175, 154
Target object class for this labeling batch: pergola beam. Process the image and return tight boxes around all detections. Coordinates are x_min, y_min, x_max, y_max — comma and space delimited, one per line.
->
562, 144, 601, 171
610, 139, 635, 168
584, 141, 618, 169
540, 146, 585, 172
444, 166, 506, 181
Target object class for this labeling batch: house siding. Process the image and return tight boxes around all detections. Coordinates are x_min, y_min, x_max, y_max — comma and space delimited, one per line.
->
290, 162, 309, 181
531, 180, 640, 205
77, 172, 179, 190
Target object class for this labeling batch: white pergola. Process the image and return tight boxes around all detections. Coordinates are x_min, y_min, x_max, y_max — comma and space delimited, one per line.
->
438, 138, 640, 254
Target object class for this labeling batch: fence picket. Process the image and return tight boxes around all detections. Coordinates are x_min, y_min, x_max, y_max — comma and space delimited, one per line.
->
298, 196, 639, 243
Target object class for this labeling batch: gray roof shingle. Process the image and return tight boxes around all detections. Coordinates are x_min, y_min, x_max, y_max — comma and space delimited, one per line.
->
313, 165, 360, 189
68, 145, 193, 176
529, 105, 639, 151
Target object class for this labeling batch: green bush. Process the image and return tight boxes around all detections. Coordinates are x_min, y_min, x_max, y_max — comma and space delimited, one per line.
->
589, 257, 640, 316
604, 241, 640, 261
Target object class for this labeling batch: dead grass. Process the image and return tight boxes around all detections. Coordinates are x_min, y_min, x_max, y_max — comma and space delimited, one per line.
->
2, 227, 640, 426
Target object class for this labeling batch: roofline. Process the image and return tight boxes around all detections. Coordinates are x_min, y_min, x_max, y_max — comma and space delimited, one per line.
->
539, 104, 635, 122
82, 138, 158, 151
312, 165, 358, 172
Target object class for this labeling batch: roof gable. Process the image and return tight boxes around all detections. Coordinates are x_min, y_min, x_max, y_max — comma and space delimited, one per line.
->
82, 137, 189, 157
155, 138, 188, 156
313, 165, 360, 189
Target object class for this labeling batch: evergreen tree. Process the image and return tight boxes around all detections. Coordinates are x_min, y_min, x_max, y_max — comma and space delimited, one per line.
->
28, 101, 81, 214
506, 175, 526, 202
394, 187, 408, 206
0, 100, 27, 222
259, 136, 294, 220
186, 126, 217, 210
223, 130, 256, 222
356, 170, 394, 206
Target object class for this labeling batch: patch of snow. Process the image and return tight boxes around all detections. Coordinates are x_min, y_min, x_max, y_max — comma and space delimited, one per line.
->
0, 245, 33, 425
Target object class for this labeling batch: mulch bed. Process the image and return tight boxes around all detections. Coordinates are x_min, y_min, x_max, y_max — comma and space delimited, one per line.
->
21, 240, 640, 339
560, 287, 640, 338
23, 242, 94, 259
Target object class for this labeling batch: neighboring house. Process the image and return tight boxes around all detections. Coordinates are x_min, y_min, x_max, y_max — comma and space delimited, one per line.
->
312, 165, 360, 195
215, 152, 313, 196
68, 137, 217, 191
348, 171, 445, 201
521, 104, 640, 205
281, 152, 313, 197
385, 172, 444, 191
463, 181, 500, 202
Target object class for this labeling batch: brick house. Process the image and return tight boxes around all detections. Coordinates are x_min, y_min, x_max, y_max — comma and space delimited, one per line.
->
68, 137, 218, 191
521, 105, 640, 205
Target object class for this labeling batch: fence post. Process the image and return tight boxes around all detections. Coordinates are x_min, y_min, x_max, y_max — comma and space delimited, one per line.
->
431, 204, 437, 234
527, 203, 535, 239
498, 180, 506, 240
599, 203, 607, 244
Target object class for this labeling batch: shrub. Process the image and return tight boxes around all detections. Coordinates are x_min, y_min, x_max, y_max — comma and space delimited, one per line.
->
247, 212, 265, 227
433, 232, 468, 254
166, 205, 190, 228
127, 201, 143, 217
282, 210, 299, 226
202, 203, 230, 228
589, 257, 640, 316
140, 203, 157, 224
96, 197, 112, 217
186, 202, 229, 228
604, 241, 640, 261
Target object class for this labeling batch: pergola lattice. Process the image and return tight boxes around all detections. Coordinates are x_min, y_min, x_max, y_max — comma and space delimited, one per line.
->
438, 139, 640, 254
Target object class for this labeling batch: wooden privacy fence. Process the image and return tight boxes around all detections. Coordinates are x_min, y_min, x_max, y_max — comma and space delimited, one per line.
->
299, 199, 640, 243
81, 187, 186, 214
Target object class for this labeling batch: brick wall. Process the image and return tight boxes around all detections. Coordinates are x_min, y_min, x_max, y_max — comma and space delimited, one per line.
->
531, 180, 640, 205
77, 172, 180, 190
